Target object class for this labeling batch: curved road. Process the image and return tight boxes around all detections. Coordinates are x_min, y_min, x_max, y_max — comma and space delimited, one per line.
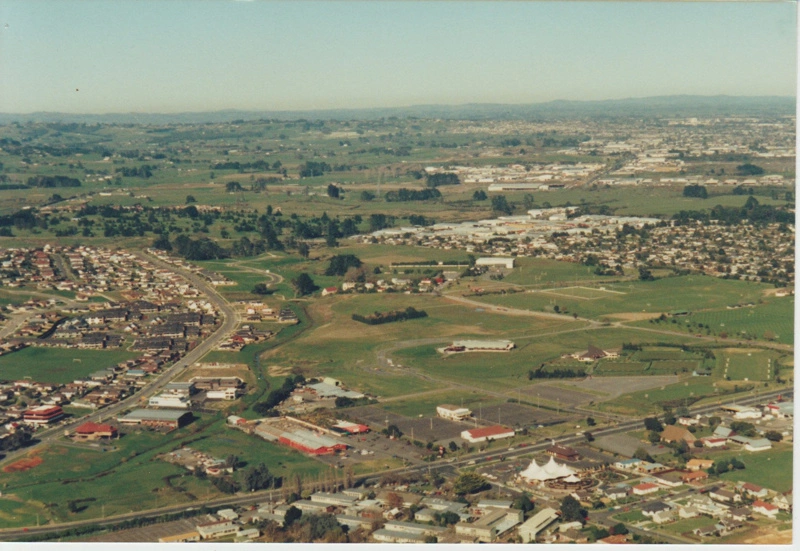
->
0, 251, 241, 469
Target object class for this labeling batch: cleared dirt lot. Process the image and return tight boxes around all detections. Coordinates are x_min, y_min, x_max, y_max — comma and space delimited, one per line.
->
561, 375, 681, 399
517, 383, 599, 407
346, 405, 467, 443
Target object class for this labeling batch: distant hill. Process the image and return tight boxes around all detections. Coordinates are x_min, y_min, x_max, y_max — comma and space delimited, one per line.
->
0, 95, 794, 124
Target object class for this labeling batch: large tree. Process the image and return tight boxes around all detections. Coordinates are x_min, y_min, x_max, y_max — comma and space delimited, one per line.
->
292, 273, 318, 297
453, 472, 490, 495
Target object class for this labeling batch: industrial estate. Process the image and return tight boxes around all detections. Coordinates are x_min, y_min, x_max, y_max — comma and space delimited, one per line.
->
0, 97, 794, 544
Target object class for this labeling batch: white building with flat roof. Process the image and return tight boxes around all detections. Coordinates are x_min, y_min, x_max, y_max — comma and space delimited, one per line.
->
475, 257, 515, 269
437, 404, 472, 421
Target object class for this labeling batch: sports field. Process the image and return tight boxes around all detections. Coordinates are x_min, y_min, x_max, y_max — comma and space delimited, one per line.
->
717, 446, 793, 492
0, 347, 138, 384
718, 348, 785, 382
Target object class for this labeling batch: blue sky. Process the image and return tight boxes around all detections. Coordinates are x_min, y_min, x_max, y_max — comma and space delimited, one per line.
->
0, 1, 796, 113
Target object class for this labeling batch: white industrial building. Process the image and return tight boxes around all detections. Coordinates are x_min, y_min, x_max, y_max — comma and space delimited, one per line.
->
437, 404, 472, 421
475, 257, 515, 269
518, 507, 559, 543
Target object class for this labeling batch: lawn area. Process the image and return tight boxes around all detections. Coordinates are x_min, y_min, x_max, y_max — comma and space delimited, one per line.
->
718, 348, 785, 382
683, 297, 794, 345
186, 420, 326, 480
658, 516, 719, 535
260, 292, 587, 396
717, 446, 793, 492
393, 326, 698, 392
0, 418, 228, 527
0, 347, 138, 384
591, 377, 752, 416
465, 275, 774, 321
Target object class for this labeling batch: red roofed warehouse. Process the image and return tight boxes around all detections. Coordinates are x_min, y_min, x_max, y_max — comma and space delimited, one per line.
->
460, 425, 515, 443
73, 422, 118, 441
23, 405, 64, 426
332, 420, 370, 434
278, 429, 348, 455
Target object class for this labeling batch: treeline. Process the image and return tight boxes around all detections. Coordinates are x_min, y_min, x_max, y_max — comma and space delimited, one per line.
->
116, 165, 156, 178
672, 197, 793, 226
682, 184, 708, 199
426, 173, 460, 187
527, 367, 586, 379
27, 175, 81, 188
385, 188, 441, 202
352, 307, 427, 325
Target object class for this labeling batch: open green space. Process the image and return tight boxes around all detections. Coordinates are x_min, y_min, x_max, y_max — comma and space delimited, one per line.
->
716, 446, 793, 492
591, 376, 754, 416
463, 275, 774, 321
392, 326, 695, 392
0, 347, 138, 384
185, 419, 326, 479
718, 348, 784, 382
682, 297, 794, 344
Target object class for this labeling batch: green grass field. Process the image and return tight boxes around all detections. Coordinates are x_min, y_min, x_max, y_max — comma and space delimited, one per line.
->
716, 446, 793, 492
593, 361, 648, 375
465, 275, 774, 321
0, 347, 139, 384
684, 298, 794, 345
718, 349, 784, 382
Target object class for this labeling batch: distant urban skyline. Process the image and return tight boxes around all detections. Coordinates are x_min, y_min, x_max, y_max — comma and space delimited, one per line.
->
0, 1, 796, 114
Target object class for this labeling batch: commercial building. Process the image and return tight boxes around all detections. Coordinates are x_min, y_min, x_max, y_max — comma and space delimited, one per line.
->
437, 404, 472, 421
278, 429, 347, 455
148, 394, 191, 409
455, 508, 523, 542
118, 409, 192, 429
72, 421, 117, 441
196, 520, 240, 540
518, 508, 559, 543
461, 425, 515, 443
475, 257, 515, 269
23, 405, 64, 425
331, 420, 370, 434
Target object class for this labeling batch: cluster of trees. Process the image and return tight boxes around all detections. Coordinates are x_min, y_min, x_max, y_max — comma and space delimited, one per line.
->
708, 458, 745, 475
453, 472, 490, 495
527, 367, 585, 379
736, 163, 764, 176
27, 175, 81, 188
299, 161, 332, 177
351, 307, 428, 326
210, 462, 278, 494
425, 172, 460, 187
384, 188, 441, 202
0, 427, 32, 451
672, 198, 793, 226
325, 254, 362, 276
291, 273, 318, 297
491, 195, 512, 215
682, 184, 708, 199
116, 165, 155, 178
171, 235, 229, 261
252, 374, 306, 416
211, 159, 279, 172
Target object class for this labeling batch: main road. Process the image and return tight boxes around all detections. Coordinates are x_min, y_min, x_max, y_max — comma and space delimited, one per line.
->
0, 250, 241, 469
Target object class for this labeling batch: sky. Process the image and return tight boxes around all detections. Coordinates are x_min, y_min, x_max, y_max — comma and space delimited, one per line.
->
0, 1, 796, 114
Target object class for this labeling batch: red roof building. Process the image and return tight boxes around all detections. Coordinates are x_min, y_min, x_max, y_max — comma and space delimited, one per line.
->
460, 425, 515, 443
632, 483, 660, 496
23, 405, 64, 425
74, 422, 118, 440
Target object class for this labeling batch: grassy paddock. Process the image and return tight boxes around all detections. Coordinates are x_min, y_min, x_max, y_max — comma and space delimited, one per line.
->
0, 347, 138, 384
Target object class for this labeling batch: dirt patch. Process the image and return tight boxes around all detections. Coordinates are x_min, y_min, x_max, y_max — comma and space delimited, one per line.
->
268, 365, 294, 377
605, 312, 663, 321
739, 528, 792, 544
3, 453, 43, 473
562, 375, 681, 399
